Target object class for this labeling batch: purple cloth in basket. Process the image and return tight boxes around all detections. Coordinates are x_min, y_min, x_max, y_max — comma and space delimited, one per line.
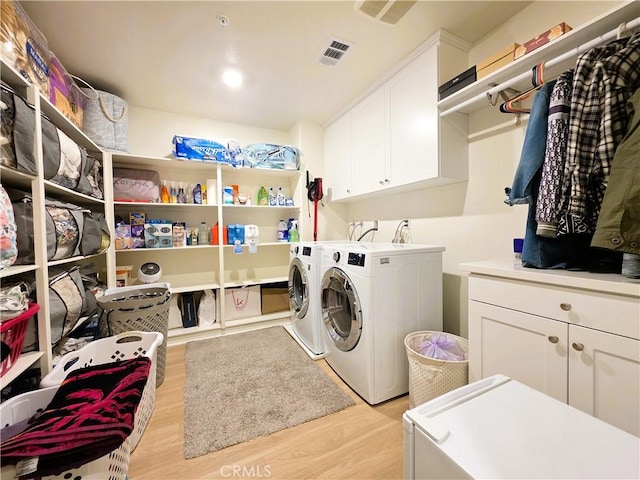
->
1, 356, 150, 478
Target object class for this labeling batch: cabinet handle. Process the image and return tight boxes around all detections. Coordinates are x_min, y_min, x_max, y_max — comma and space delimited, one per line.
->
379, 180, 384, 185
384, 178, 390, 184
548, 336, 559, 344
560, 303, 572, 311
572, 342, 584, 351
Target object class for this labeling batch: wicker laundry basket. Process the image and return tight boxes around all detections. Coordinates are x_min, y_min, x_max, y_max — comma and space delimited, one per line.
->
97, 285, 170, 386
405, 331, 469, 408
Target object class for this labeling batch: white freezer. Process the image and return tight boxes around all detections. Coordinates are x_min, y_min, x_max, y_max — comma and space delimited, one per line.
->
403, 375, 640, 479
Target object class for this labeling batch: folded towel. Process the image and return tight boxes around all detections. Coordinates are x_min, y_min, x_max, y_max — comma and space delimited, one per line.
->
1, 356, 151, 477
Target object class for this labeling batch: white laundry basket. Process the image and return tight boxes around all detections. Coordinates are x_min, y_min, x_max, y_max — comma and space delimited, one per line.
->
0, 386, 131, 480
404, 331, 469, 408
40, 330, 163, 450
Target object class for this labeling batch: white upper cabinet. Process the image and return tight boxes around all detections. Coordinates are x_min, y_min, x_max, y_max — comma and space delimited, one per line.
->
324, 111, 352, 201
351, 87, 387, 196
324, 30, 469, 202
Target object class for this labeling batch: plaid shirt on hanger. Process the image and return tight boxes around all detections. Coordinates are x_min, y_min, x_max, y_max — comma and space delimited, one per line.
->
558, 33, 640, 236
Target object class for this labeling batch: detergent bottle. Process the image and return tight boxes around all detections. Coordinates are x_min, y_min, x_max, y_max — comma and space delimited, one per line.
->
160, 180, 170, 203
288, 220, 300, 242
277, 220, 288, 242
257, 186, 268, 206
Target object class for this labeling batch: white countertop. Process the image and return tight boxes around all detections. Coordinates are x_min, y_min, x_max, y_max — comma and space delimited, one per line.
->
459, 259, 640, 297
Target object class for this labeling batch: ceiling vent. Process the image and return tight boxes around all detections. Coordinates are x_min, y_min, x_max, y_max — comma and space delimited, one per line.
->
318, 37, 354, 66
354, 0, 417, 25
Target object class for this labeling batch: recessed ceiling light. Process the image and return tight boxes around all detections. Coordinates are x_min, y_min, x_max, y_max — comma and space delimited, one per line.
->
222, 69, 243, 89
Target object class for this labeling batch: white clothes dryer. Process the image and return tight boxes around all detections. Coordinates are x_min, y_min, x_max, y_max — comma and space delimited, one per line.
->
287, 242, 325, 358
320, 242, 445, 405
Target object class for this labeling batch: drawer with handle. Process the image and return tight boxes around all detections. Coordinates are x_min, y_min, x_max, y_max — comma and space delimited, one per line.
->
469, 275, 639, 340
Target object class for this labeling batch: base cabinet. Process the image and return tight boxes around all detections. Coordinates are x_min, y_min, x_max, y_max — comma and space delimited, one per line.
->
466, 265, 640, 437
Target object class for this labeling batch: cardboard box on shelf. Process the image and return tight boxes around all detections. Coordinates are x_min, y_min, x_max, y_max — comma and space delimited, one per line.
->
477, 43, 520, 79
261, 282, 289, 315
224, 285, 261, 321
514, 23, 572, 59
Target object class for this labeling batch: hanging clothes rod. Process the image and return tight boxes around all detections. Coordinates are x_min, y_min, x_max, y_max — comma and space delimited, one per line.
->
441, 15, 640, 117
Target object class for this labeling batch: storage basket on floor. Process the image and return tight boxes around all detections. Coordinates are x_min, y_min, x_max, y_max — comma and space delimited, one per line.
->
404, 331, 469, 408
97, 285, 170, 386
1, 303, 39, 377
40, 330, 163, 450
0, 386, 131, 480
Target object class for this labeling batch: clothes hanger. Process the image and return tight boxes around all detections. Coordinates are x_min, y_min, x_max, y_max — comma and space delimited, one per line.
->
499, 62, 546, 114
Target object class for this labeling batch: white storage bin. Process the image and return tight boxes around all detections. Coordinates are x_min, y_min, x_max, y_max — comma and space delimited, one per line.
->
0, 386, 130, 480
40, 330, 162, 450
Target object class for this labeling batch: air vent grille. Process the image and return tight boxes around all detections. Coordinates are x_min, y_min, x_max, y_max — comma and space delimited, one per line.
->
318, 37, 354, 66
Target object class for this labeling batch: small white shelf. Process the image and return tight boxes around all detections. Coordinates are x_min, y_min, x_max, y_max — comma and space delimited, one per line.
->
1, 165, 36, 189
224, 311, 290, 329
44, 180, 105, 205
167, 322, 222, 339
221, 204, 300, 210
47, 252, 106, 267
438, 1, 639, 116
224, 276, 288, 288
114, 201, 218, 208
170, 283, 220, 294
0, 264, 39, 279
115, 245, 219, 253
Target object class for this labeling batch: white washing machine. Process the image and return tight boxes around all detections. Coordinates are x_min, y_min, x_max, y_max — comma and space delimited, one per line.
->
286, 242, 325, 359
320, 242, 445, 405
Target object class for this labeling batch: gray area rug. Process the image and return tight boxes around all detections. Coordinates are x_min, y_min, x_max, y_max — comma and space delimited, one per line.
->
183, 326, 355, 459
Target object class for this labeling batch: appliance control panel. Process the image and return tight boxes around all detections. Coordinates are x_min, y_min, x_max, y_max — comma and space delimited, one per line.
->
302, 246, 312, 256
348, 252, 366, 267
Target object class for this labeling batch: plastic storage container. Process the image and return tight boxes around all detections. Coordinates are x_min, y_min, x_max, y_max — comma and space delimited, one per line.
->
40, 330, 163, 450
404, 331, 469, 408
0, 386, 131, 480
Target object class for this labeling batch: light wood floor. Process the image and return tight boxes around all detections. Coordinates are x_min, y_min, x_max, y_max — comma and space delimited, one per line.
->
127, 343, 409, 480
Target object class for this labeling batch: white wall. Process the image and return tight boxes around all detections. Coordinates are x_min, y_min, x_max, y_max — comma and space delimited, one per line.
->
347, 0, 622, 337
127, 108, 348, 243
125, 1, 622, 338
127, 106, 290, 158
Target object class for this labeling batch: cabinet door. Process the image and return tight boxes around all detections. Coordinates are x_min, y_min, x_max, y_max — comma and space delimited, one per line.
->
351, 87, 387, 196
469, 300, 568, 402
324, 112, 352, 201
387, 45, 439, 187
568, 325, 640, 437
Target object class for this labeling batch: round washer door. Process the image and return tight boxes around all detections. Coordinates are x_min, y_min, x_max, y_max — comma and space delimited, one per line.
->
289, 257, 308, 318
321, 267, 362, 352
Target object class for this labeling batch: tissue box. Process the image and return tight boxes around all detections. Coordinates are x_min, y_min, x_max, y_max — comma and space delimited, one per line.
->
49, 54, 84, 128
172, 135, 240, 166
0, 0, 50, 96
224, 286, 261, 321
477, 43, 520, 79
144, 222, 172, 249
131, 224, 145, 249
514, 23, 572, 59
114, 224, 131, 250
